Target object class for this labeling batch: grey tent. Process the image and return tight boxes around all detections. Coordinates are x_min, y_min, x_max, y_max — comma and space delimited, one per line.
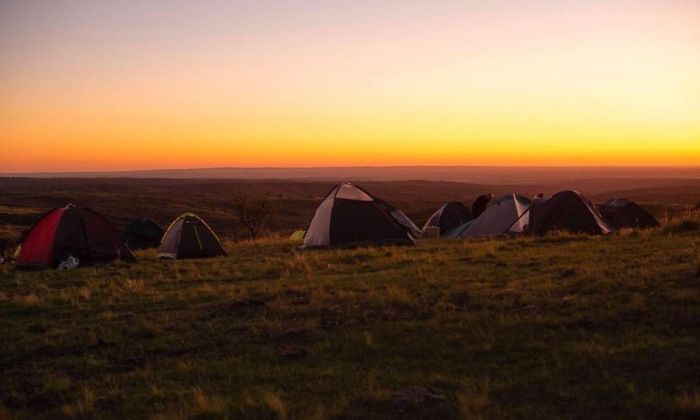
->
158, 213, 226, 259
302, 183, 417, 248
597, 198, 659, 230
529, 190, 611, 235
450, 194, 531, 237
423, 201, 472, 236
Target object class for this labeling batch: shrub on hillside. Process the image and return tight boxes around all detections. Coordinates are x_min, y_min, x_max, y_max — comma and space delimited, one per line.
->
232, 193, 274, 239
0, 238, 11, 258
663, 219, 700, 234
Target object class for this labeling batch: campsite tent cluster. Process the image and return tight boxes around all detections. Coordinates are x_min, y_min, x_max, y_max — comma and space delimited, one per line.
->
15, 210, 226, 268
13, 182, 658, 269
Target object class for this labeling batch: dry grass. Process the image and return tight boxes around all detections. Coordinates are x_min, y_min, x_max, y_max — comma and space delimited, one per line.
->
263, 392, 288, 420
190, 387, 228, 417
15, 293, 41, 307
1, 221, 699, 418
675, 390, 700, 414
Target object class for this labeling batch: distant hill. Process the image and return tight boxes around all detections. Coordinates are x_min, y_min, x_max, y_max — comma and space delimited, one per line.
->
3, 165, 700, 185
590, 182, 700, 205
1, 177, 697, 247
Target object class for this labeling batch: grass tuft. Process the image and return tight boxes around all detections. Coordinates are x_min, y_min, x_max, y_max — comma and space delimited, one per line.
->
16, 293, 41, 307
456, 383, 490, 419
61, 388, 95, 418
675, 390, 700, 414
664, 219, 700, 234
191, 387, 228, 417
263, 392, 287, 420
122, 278, 145, 293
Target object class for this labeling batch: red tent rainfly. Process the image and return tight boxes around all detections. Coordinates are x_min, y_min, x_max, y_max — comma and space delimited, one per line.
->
16, 204, 135, 268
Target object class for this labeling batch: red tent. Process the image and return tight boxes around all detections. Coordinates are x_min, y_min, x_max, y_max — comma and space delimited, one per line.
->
16, 204, 135, 268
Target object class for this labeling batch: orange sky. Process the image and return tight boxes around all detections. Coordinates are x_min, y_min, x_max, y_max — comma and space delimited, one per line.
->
1, 0, 699, 172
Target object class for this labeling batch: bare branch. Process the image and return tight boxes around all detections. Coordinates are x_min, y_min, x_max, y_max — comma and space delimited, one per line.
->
232, 193, 273, 239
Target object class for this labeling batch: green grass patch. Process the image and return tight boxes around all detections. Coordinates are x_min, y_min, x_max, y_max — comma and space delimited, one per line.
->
1, 226, 699, 418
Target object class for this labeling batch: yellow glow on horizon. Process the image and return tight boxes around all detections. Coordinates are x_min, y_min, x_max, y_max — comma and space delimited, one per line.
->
1, 1, 699, 172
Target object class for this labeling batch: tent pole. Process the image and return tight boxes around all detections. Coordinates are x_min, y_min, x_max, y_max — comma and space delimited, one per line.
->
502, 204, 533, 235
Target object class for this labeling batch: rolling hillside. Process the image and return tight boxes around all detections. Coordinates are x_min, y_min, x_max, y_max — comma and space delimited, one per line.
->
1, 224, 699, 418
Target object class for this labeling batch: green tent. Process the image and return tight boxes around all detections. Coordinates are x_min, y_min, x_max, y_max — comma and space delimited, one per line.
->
289, 230, 306, 242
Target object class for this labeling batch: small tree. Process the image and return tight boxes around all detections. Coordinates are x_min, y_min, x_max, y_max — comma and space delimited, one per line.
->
232, 193, 273, 239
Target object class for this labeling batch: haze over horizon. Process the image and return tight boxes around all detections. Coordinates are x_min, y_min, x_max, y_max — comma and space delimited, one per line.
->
2, 0, 699, 172
4, 165, 700, 187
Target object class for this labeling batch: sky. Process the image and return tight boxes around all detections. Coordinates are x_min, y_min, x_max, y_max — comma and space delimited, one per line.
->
1, 0, 699, 172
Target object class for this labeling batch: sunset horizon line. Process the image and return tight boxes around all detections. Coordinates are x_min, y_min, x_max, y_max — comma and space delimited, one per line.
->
3, 163, 700, 176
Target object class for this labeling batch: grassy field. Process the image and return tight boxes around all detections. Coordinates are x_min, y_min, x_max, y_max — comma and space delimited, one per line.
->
1, 220, 699, 419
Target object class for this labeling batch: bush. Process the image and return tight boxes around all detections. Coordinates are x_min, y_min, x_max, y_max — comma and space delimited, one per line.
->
664, 219, 700, 234
0, 238, 12, 259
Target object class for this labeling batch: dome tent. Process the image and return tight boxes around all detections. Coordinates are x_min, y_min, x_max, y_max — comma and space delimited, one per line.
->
158, 213, 226, 259
302, 182, 417, 248
597, 198, 659, 230
289, 230, 306, 242
529, 190, 611, 235
423, 201, 472, 236
16, 204, 135, 269
124, 218, 164, 250
450, 194, 531, 238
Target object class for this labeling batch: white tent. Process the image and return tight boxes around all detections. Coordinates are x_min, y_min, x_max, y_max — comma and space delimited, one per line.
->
302, 183, 417, 248
451, 194, 531, 237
